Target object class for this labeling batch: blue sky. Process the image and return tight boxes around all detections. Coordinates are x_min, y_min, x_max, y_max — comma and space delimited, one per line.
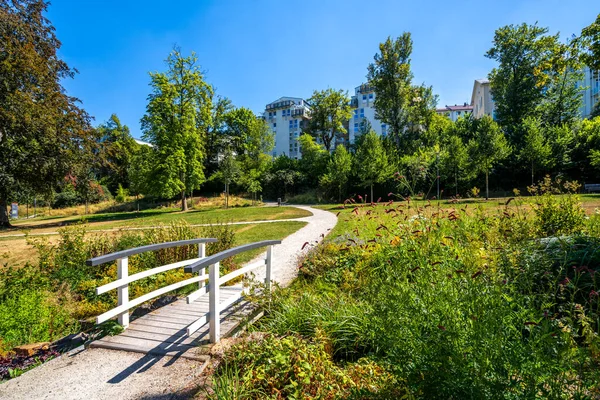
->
48, 0, 598, 139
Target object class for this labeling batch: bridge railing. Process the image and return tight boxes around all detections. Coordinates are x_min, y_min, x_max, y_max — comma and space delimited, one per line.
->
184, 240, 281, 343
86, 238, 217, 328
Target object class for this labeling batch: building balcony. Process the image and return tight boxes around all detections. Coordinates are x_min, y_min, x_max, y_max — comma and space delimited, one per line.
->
266, 99, 296, 110
350, 98, 358, 108
357, 84, 374, 94
291, 108, 311, 118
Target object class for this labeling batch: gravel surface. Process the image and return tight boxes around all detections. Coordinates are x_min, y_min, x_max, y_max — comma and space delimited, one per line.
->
0, 206, 337, 400
247, 205, 338, 286
0, 347, 207, 400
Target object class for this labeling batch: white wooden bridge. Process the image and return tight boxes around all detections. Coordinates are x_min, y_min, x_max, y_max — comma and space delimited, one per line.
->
85, 239, 280, 360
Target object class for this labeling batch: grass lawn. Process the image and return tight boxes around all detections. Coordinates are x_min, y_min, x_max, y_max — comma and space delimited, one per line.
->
2, 206, 311, 236
0, 220, 307, 268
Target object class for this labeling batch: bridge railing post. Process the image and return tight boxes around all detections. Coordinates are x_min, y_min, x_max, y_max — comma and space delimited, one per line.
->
117, 257, 129, 328
198, 243, 206, 291
209, 262, 220, 343
265, 245, 273, 292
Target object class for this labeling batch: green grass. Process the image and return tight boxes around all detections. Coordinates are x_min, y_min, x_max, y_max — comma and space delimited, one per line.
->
5, 206, 311, 234
212, 193, 600, 398
230, 221, 306, 264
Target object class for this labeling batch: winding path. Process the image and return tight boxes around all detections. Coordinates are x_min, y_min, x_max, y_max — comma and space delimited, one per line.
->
0, 205, 337, 400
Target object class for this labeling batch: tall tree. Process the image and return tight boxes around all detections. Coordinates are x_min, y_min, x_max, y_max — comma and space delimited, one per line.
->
0, 0, 94, 227
486, 24, 559, 144
578, 13, 600, 70
441, 134, 469, 196
96, 114, 139, 193
205, 96, 233, 174
367, 34, 437, 152
239, 116, 274, 203
320, 144, 352, 201
141, 48, 213, 211
367, 34, 414, 142
537, 40, 583, 128
354, 130, 391, 202
304, 88, 352, 151
215, 147, 240, 209
298, 134, 328, 187
468, 116, 511, 200
519, 117, 552, 185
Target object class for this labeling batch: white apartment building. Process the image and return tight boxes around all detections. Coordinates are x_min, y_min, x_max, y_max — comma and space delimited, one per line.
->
349, 84, 388, 144
436, 103, 473, 121
580, 66, 600, 118
264, 97, 311, 158
471, 79, 496, 119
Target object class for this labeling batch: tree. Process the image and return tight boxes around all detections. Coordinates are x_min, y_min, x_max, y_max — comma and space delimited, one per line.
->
215, 147, 240, 209
96, 114, 139, 193
304, 88, 351, 151
239, 116, 274, 203
519, 117, 552, 185
441, 134, 469, 196
0, 0, 94, 227
367, 34, 414, 142
537, 40, 583, 128
486, 24, 559, 144
354, 131, 391, 202
223, 107, 257, 155
468, 116, 511, 199
367, 34, 437, 152
205, 96, 233, 174
320, 145, 352, 201
141, 48, 213, 211
298, 134, 328, 187
578, 13, 600, 71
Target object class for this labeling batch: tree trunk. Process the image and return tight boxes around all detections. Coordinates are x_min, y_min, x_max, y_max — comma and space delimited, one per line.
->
485, 169, 489, 200
455, 170, 458, 196
370, 184, 373, 205
0, 198, 11, 228
225, 183, 229, 209
531, 161, 534, 186
338, 186, 342, 203
181, 190, 188, 211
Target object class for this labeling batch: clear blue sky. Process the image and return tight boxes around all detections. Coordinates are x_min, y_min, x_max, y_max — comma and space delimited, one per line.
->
48, 0, 598, 139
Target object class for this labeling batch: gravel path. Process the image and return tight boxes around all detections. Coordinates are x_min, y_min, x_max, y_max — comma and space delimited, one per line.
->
0, 205, 337, 400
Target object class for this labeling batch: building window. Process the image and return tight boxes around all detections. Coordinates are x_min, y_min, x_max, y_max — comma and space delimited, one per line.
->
354, 109, 358, 118
354, 123, 359, 132
360, 108, 364, 118
362, 94, 367, 102
273, 123, 276, 128
369, 93, 373, 100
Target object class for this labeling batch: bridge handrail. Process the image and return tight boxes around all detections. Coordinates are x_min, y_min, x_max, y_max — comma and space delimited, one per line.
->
184, 240, 282, 274
86, 238, 217, 327
86, 238, 217, 266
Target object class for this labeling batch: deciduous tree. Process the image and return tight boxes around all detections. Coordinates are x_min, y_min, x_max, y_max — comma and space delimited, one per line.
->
320, 145, 352, 201
141, 48, 213, 211
0, 0, 94, 227
304, 88, 351, 151
354, 131, 391, 202
468, 116, 511, 199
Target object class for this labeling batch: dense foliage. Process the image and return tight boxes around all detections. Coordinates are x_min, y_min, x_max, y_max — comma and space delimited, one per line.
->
211, 182, 600, 398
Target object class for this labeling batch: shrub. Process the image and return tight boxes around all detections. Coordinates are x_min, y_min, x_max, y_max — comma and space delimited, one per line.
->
213, 333, 406, 399
529, 177, 585, 236
115, 184, 128, 203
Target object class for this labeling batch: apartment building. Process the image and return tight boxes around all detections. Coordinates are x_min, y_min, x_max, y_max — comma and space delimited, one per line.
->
580, 66, 600, 118
348, 83, 388, 144
264, 97, 311, 158
470, 79, 495, 119
436, 103, 473, 121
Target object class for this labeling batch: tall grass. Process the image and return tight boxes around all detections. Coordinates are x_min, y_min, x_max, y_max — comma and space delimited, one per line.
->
213, 183, 600, 398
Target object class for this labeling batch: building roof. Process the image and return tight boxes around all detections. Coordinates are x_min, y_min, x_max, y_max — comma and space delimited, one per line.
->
134, 139, 153, 147
436, 104, 473, 113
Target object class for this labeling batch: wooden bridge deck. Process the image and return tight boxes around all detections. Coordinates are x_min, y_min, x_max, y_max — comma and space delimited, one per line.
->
90, 285, 255, 360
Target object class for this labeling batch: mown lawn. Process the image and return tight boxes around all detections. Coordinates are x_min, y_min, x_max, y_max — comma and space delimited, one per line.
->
5, 205, 311, 235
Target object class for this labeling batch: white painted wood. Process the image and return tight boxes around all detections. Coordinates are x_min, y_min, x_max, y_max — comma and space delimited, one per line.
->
96, 274, 208, 324
198, 243, 206, 291
219, 259, 265, 285
186, 313, 209, 336
117, 257, 129, 327
209, 262, 220, 343
265, 245, 273, 292
96, 258, 201, 295
186, 285, 208, 304
218, 292, 243, 313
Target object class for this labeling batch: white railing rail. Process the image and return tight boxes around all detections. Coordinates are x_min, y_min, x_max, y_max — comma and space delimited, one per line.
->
86, 238, 217, 327
183, 240, 281, 343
